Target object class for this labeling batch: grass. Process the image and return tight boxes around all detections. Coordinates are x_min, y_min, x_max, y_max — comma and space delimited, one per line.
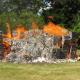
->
0, 62, 80, 80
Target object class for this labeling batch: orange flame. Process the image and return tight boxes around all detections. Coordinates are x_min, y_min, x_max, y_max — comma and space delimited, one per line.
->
3, 22, 12, 38
2, 41, 11, 58
6, 17, 12, 38
32, 22, 38, 30
43, 22, 68, 36
2, 24, 27, 57
13, 24, 27, 39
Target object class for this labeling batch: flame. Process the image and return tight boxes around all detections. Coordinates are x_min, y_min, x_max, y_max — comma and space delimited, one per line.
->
43, 22, 68, 36
13, 24, 27, 39
6, 17, 12, 38
3, 24, 27, 40
31, 22, 38, 35
3, 22, 12, 38
2, 24, 27, 57
32, 22, 38, 30
2, 41, 11, 57
3, 41, 10, 49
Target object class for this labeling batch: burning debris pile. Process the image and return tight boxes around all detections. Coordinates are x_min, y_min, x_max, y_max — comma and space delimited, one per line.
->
0, 22, 77, 63
5, 29, 60, 63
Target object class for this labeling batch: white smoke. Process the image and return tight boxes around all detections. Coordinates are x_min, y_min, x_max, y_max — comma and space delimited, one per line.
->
37, 0, 52, 16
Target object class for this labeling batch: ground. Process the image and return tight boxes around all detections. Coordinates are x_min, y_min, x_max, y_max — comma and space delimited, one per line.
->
0, 62, 80, 80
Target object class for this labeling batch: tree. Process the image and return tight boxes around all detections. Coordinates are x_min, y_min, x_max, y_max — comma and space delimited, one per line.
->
0, 0, 44, 31
0, 0, 43, 15
42, 0, 80, 29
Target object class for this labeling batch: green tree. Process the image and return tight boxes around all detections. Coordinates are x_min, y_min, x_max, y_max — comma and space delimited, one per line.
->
42, 0, 80, 30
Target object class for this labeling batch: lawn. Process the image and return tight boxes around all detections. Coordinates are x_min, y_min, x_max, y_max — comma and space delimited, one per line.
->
0, 62, 80, 80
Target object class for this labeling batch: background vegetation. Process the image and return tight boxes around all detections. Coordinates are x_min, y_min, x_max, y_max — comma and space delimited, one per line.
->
0, 0, 80, 33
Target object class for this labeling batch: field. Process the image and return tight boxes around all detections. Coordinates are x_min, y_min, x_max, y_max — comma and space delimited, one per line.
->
0, 62, 80, 80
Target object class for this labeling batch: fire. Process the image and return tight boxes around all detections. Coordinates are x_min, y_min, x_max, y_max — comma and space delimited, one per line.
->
6, 22, 12, 38
3, 22, 12, 38
32, 22, 38, 30
43, 22, 68, 36
13, 24, 27, 39
3, 21, 69, 39
1, 41, 11, 58
2, 24, 27, 58
3, 24, 27, 40
31, 22, 39, 35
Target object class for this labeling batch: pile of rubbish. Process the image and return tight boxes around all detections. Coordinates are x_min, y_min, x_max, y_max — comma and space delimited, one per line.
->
5, 29, 67, 63
0, 21, 77, 63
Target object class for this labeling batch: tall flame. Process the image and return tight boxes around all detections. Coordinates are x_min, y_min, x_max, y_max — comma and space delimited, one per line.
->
6, 22, 12, 38
3, 17, 12, 38
31, 22, 38, 35
43, 22, 68, 36
32, 22, 38, 30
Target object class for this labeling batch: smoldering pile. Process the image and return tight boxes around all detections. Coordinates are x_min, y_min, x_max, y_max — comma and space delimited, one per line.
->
5, 29, 67, 63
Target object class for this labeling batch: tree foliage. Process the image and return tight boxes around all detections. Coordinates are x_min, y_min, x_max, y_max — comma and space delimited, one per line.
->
43, 0, 80, 30
0, 0, 43, 14
0, 0, 44, 31
0, 0, 80, 32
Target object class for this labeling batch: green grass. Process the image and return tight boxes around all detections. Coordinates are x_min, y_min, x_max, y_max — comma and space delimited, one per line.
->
0, 62, 80, 80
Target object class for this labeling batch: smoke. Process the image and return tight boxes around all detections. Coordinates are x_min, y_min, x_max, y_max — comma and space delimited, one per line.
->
37, 0, 52, 16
